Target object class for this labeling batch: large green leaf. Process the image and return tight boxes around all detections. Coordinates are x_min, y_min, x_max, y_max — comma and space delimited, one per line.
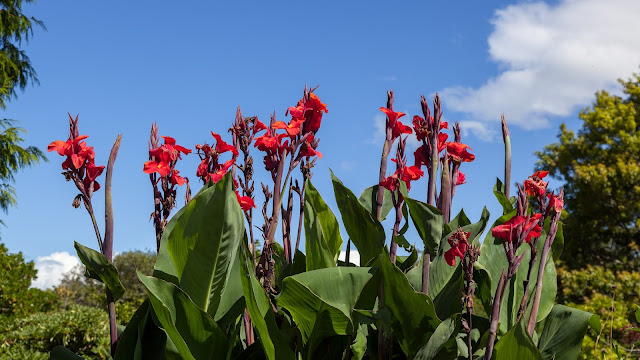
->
476, 210, 557, 334
378, 252, 441, 358
214, 246, 245, 328
239, 241, 295, 360
493, 321, 543, 360
404, 196, 444, 254
74, 241, 125, 301
536, 305, 597, 360
114, 299, 169, 360
138, 273, 228, 360
414, 314, 460, 360
331, 171, 385, 266
358, 184, 393, 220
154, 172, 244, 318
304, 179, 343, 270
277, 267, 377, 343
49, 346, 84, 360
448, 208, 471, 231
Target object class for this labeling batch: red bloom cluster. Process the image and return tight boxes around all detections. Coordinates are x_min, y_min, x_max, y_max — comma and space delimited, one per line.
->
379, 158, 424, 192
444, 229, 470, 266
195, 132, 256, 212
446, 142, 475, 163
547, 191, 564, 213
287, 93, 328, 134
524, 171, 549, 197
380, 108, 412, 140
196, 132, 239, 183
412, 114, 448, 142
144, 136, 191, 186
491, 213, 542, 244
414, 132, 448, 168
48, 115, 105, 195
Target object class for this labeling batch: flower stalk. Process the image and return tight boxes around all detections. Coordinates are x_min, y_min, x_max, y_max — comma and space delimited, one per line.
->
104, 134, 121, 356
501, 114, 511, 199
527, 189, 564, 336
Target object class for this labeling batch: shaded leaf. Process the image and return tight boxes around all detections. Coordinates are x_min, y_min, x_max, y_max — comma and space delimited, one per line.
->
536, 305, 597, 360
74, 241, 125, 301
358, 184, 393, 220
304, 179, 343, 270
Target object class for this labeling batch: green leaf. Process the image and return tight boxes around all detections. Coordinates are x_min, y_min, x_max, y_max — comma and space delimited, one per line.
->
239, 241, 295, 360
350, 325, 368, 360
138, 272, 228, 360
49, 346, 84, 360
404, 196, 444, 254
378, 251, 441, 358
448, 208, 471, 230
414, 314, 460, 360
358, 184, 393, 220
155, 172, 244, 318
277, 266, 377, 343
331, 171, 385, 266
494, 178, 516, 214
397, 246, 418, 273
476, 210, 557, 334
536, 305, 597, 360
304, 179, 343, 270
74, 241, 125, 301
493, 321, 543, 360
114, 299, 170, 360
214, 246, 245, 328
432, 264, 464, 320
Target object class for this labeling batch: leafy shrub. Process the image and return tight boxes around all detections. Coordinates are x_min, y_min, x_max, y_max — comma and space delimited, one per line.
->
0, 305, 109, 359
558, 264, 640, 359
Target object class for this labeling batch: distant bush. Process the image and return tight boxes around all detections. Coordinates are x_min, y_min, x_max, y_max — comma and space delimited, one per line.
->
558, 264, 640, 359
0, 305, 109, 359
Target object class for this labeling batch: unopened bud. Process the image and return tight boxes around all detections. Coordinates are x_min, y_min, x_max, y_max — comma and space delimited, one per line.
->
72, 194, 82, 208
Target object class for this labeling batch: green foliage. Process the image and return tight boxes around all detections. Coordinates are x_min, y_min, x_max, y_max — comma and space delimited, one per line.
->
303, 179, 343, 270
0, 242, 58, 318
558, 265, 640, 359
0, 119, 45, 216
74, 241, 125, 301
0, 305, 109, 360
536, 73, 640, 269
0, 0, 44, 108
57, 250, 155, 325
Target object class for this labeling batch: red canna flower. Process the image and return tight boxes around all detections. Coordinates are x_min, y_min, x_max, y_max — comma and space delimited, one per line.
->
304, 93, 328, 134
144, 136, 191, 180
272, 119, 305, 137
412, 115, 449, 142
49, 115, 105, 197
524, 171, 549, 197
492, 216, 527, 243
456, 171, 466, 186
207, 159, 235, 184
236, 190, 256, 212
170, 169, 186, 186
380, 161, 423, 192
444, 229, 470, 266
299, 135, 322, 159
254, 119, 268, 134
380, 107, 412, 139
446, 142, 475, 163
547, 192, 564, 213
491, 214, 542, 244
414, 145, 428, 168
210, 132, 239, 157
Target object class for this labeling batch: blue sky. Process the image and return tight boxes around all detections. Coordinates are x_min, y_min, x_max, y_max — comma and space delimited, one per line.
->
3, 0, 640, 288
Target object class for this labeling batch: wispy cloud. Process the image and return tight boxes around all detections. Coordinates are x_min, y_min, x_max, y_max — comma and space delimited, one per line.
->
32, 252, 79, 289
440, 0, 640, 132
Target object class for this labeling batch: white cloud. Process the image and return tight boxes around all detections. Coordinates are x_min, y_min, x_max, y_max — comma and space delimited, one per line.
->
31, 252, 80, 289
440, 0, 640, 131
338, 250, 360, 266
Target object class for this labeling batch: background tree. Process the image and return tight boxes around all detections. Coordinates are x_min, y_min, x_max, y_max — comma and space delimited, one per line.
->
0, 242, 58, 318
536, 73, 640, 270
0, 0, 44, 108
57, 250, 155, 324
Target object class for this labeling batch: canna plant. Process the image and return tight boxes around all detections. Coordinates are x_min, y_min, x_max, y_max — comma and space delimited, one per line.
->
49, 88, 599, 360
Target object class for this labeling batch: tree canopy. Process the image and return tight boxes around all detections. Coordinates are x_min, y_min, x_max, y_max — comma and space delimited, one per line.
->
536, 73, 640, 270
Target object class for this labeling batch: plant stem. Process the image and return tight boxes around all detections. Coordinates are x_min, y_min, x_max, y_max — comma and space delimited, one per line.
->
104, 134, 121, 356
84, 200, 103, 253
390, 193, 402, 264
376, 139, 391, 220
244, 309, 254, 346
439, 155, 451, 223
485, 270, 507, 360
294, 179, 307, 255
526, 192, 563, 336
421, 248, 430, 294
345, 238, 351, 266
516, 245, 537, 323
501, 114, 511, 199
